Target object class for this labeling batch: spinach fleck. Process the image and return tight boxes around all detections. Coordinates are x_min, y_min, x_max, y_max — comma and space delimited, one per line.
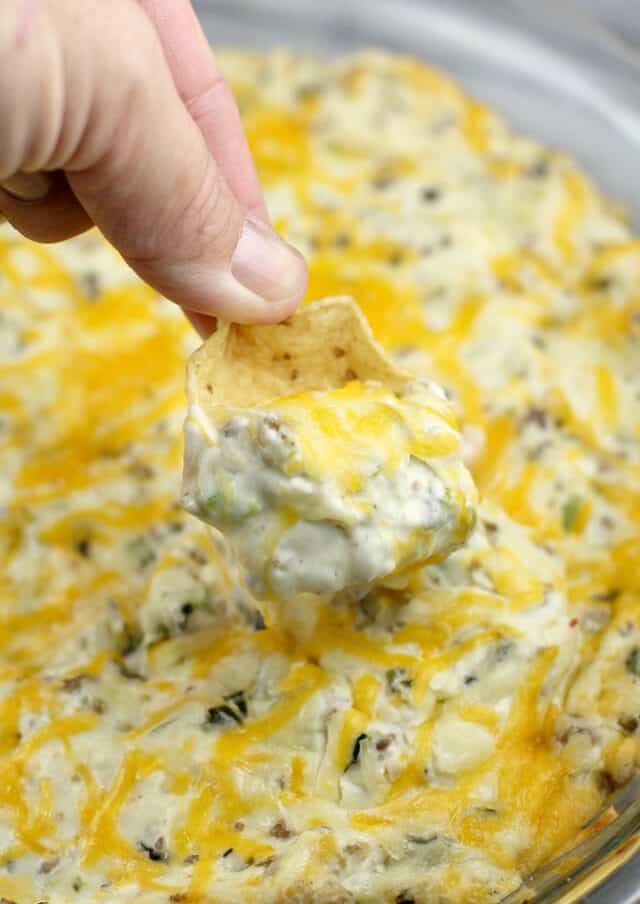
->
345, 733, 368, 771
225, 690, 248, 717
420, 185, 441, 203
562, 495, 583, 532
137, 838, 168, 863
119, 625, 143, 656
626, 647, 640, 677
75, 538, 92, 558
386, 667, 413, 698
205, 690, 248, 728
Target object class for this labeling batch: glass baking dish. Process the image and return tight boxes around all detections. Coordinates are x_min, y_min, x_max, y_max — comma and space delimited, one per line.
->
194, 1, 640, 901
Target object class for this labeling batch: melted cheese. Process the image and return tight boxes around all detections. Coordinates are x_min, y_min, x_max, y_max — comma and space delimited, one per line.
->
269, 379, 460, 490
0, 46, 639, 904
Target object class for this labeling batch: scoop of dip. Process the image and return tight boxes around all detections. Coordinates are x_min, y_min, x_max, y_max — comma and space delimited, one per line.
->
182, 297, 477, 600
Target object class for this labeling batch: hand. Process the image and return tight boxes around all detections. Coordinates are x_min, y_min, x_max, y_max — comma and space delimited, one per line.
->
0, 0, 307, 333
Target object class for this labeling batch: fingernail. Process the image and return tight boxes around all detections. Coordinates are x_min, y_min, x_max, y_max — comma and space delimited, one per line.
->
231, 215, 307, 304
1, 172, 52, 202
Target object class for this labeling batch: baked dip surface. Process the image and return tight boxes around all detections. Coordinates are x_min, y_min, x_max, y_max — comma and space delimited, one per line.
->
1, 49, 640, 903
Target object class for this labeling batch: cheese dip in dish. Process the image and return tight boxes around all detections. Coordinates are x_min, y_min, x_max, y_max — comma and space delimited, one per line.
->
1, 46, 640, 904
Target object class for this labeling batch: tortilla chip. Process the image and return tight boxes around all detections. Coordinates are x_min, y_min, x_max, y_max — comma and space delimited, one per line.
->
188, 296, 409, 416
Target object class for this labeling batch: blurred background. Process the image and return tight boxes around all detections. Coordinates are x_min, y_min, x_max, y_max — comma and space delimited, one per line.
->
194, 0, 640, 223
580, 0, 640, 47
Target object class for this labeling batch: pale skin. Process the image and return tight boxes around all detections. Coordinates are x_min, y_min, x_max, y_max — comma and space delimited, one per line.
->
0, 0, 308, 334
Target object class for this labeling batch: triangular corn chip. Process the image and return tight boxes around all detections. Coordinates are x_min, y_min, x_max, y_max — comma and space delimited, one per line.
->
188, 296, 409, 414
183, 296, 476, 602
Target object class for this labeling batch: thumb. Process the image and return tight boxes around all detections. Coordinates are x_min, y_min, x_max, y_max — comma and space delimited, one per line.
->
65, 2, 307, 324
0, 0, 307, 324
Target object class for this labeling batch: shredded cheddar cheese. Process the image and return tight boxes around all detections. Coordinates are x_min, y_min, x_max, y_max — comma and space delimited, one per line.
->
0, 47, 639, 904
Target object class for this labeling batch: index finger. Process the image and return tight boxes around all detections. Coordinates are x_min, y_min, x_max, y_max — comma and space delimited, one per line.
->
138, 0, 268, 219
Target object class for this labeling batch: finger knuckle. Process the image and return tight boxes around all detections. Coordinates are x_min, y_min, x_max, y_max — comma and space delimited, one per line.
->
127, 157, 242, 268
